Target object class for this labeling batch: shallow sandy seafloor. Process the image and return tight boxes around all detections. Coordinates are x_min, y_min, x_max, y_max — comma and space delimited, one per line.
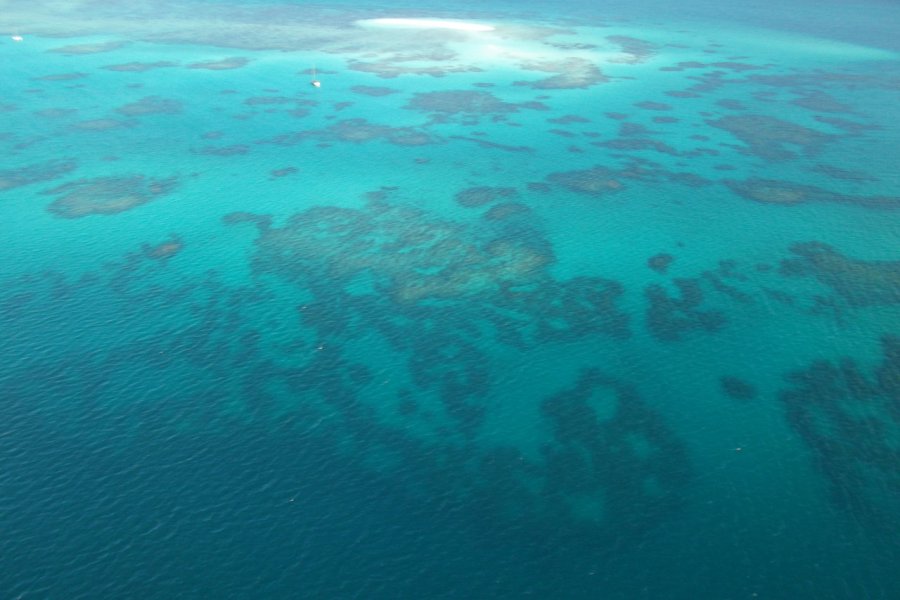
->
1, 0, 900, 598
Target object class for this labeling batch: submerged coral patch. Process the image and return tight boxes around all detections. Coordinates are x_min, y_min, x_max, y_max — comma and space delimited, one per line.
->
523, 369, 692, 537
514, 58, 607, 89
779, 242, 900, 307
484, 202, 532, 221
648, 253, 674, 274
192, 144, 250, 156
707, 115, 833, 161
116, 96, 183, 116
348, 60, 482, 79
634, 101, 672, 111
34, 108, 78, 118
351, 85, 400, 97
780, 336, 900, 531
43, 175, 178, 218
188, 57, 251, 70
142, 235, 184, 260
454, 186, 517, 208
546, 166, 625, 197
33, 73, 88, 81
47, 41, 129, 55
260, 118, 435, 147
103, 61, 179, 72
270, 167, 298, 178
720, 375, 757, 401
645, 278, 727, 342
0, 159, 78, 192
606, 35, 657, 63
405, 90, 522, 116
725, 178, 899, 209
71, 118, 137, 131
790, 90, 853, 113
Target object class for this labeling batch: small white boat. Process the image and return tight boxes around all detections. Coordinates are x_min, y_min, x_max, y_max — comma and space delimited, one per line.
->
310, 65, 321, 88
11, 35, 24, 42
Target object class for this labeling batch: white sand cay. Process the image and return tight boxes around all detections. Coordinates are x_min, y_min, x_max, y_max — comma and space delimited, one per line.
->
358, 18, 495, 32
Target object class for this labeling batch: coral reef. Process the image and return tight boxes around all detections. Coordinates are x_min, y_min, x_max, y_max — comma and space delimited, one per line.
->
43, 175, 178, 218
33, 73, 88, 81
142, 235, 184, 260
48, 41, 129, 55
780, 336, 900, 529
187, 57, 251, 70
102, 61, 178, 72
720, 376, 757, 401
645, 278, 727, 341
606, 35, 657, 63
0, 159, 77, 192
351, 86, 399, 97
116, 96, 183, 116
648, 253, 674, 274
514, 58, 607, 89
454, 186, 517, 208
779, 242, 900, 307
71, 118, 137, 131
546, 166, 625, 197
707, 115, 833, 161
725, 178, 899, 209
270, 167, 298, 178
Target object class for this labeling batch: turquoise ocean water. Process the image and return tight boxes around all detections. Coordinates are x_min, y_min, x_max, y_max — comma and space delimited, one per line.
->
1, 0, 899, 597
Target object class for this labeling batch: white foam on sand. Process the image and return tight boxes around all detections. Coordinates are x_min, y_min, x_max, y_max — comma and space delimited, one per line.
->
358, 18, 495, 32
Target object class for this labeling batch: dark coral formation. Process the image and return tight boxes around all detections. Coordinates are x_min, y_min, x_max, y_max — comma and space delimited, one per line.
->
33, 73, 88, 81
484, 202, 531, 221
259, 118, 436, 147
43, 175, 178, 218
707, 115, 833, 161
645, 279, 727, 342
454, 186, 517, 208
0, 159, 77, 192
71, 118, 137, 131
548, 114, 590, 124
228, 194, 629, 344
791, 90, 852, 113
351, 85, 399, 97
606, 35, 657, 63
217, 193, 633, 468
116, 96, 183, 116
34, 108, 78, 119
193, 144, 250, 156
270, 167, 298, 178
244, 96, 293, 106
520, 369, 692, 538
142, 235, 184, 260
780, 336, 900, 529
187, 57, 251, 70
102, 61, 179, 72
779, 242, 900, 307
405, 90, 530, 119
720, 376, 757, 401
546, 166, 625, 197
48, 41, 129, 55
634, 101, 672, 111
648, 253, 674, 274
348, 60, 482, 79
547, 159, 716, 196
725, 178, 899, 209
811, 164, 877, 182
514, 58, 607, 89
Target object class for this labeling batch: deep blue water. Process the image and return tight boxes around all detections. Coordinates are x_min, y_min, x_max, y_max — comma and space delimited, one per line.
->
1, 0, 899, 597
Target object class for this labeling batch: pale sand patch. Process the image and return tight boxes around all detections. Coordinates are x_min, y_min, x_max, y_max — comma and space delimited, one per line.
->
358, 18, 494, 32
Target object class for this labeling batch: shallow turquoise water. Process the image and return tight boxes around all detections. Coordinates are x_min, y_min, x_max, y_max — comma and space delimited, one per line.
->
1, 0, 899, 597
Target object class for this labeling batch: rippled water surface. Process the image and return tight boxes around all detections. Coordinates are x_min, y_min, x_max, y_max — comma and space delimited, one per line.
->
2, 0, 899, 597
